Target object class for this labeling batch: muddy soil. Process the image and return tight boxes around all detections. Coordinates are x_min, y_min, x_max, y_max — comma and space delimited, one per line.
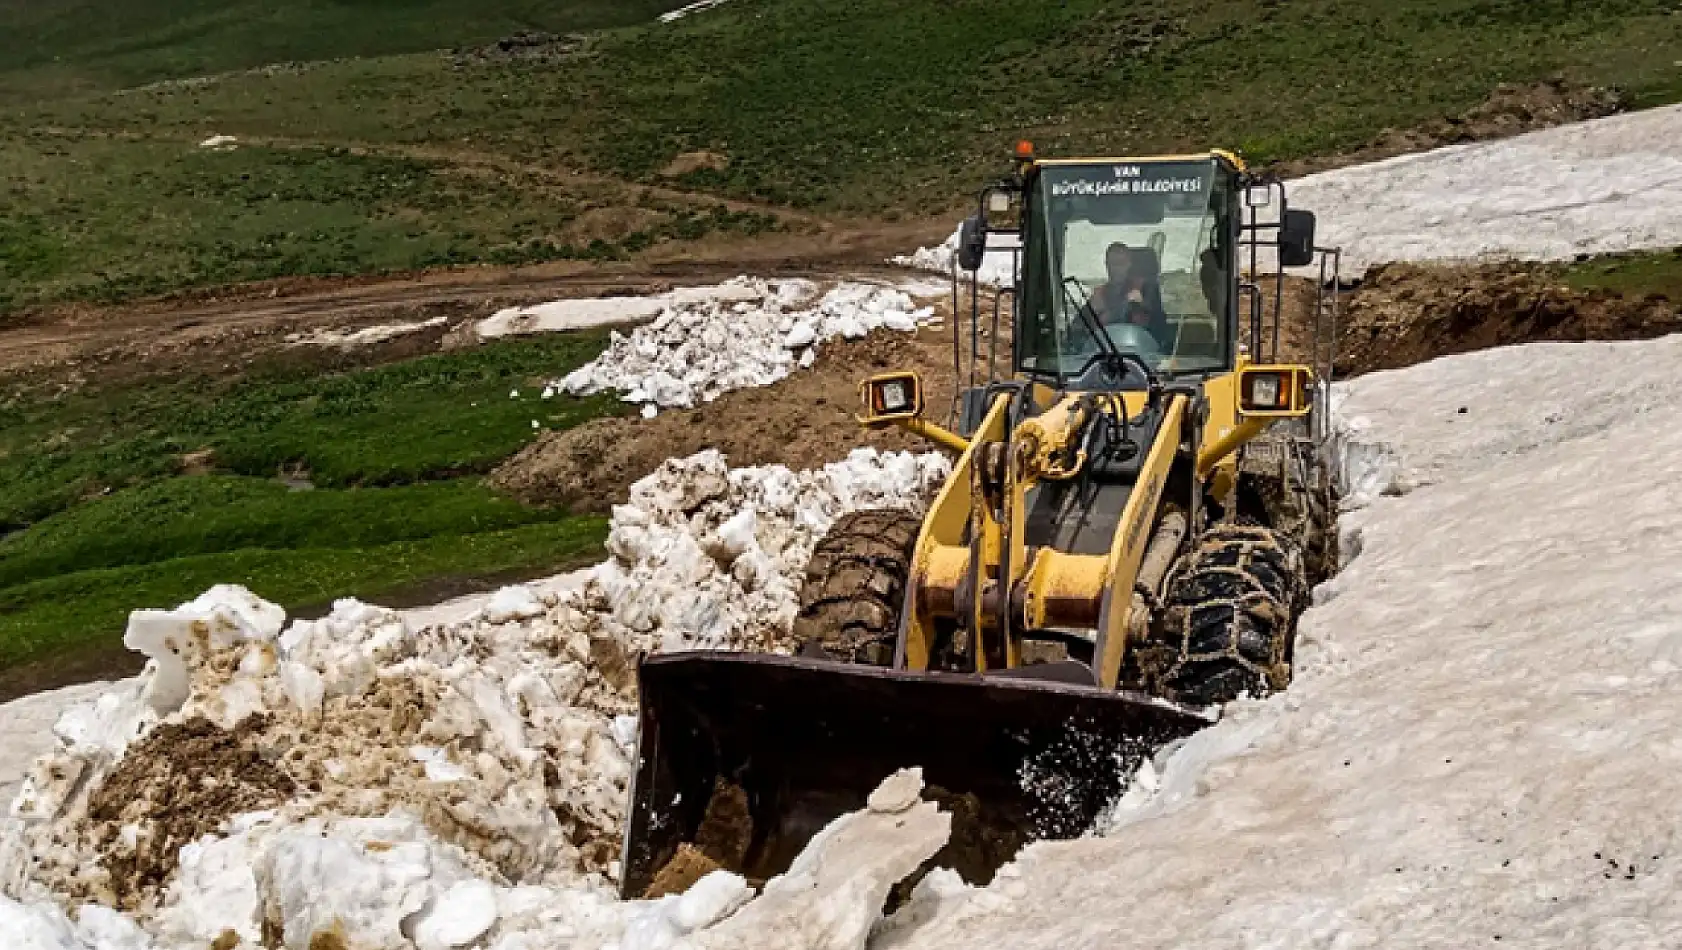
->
491, 294, 992, 512
1267, 78, 1624, 180
0, 645, 149, 708
86, 716, 296, 909
1330, 262, 1682, 376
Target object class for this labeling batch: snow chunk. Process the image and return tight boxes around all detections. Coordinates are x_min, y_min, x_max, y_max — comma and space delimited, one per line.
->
659, 0, 731, 22
693, 771, 949, 950
412, 879, 499, 950
867, 767, 923, 814
477, 297, 666, 339
123, 584, 285, 716
287, 316, 447, 348
482, 585, 546, 624
0, 895, 85, 950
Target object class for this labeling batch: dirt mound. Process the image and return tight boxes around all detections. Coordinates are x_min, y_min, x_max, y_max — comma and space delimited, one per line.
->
1333, 261, 1682, 376
1270, 78, 1624, 179
451, 31, 587, 66
492, 315, 977, 512
86, 716, 296, 909
660, 151, 731, 178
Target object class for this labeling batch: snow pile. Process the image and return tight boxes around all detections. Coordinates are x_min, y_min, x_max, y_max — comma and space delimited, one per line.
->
0, 769, 950, 950
555, 278, 937, 414
893, 226, 1020, 288
0, 448, 949, 949
1291, 103, 1682, 273
876, 334, 1682, 948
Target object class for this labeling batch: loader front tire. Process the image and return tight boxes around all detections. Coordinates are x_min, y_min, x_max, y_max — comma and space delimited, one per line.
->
791, 508, 920, 667
1134, 523, 1307, 706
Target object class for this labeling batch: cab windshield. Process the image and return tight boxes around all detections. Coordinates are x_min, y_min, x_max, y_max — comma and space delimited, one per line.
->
1018, 159, 1233, 379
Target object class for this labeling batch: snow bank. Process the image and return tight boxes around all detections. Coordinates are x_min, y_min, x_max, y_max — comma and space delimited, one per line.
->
893, 227, 1020, 289
476, 296, 673, 340
0, 448, 950, 948
555, 278, 937, 414
1292, 104, 1682, 273
878, 333, 1682, 948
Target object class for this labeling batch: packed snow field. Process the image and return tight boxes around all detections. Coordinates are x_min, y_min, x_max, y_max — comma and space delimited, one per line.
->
875, 336, 1682, 949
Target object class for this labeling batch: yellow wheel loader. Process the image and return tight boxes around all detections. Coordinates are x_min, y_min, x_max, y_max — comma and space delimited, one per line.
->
619, 146, 1342, 897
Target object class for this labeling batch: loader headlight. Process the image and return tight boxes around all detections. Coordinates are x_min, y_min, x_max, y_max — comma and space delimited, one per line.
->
1238, 367, 1309, 416
860, 371, 924, 422
879, 380, 910, 413
1248, 373, 1282, 409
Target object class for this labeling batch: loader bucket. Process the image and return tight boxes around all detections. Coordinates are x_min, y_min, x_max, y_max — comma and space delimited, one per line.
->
618, 652, 1212, 898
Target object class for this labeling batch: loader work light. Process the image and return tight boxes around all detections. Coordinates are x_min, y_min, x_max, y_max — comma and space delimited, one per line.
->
1238, 366, 1311, 417
859, 371, 923, 423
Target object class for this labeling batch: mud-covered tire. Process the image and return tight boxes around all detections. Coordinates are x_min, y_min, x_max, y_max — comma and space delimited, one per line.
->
1133, 524, 1307, 706
791, 508, 920, 666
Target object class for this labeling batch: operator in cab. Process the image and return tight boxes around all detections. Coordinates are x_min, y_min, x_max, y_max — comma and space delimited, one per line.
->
1088, 242, 1168, 349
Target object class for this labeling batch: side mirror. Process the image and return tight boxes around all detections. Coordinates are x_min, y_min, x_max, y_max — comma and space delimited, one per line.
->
956, 214, 987, 272
1279, 208, 1317, 267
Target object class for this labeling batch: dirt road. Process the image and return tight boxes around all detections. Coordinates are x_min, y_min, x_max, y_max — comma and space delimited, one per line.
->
0, 221, 951, 391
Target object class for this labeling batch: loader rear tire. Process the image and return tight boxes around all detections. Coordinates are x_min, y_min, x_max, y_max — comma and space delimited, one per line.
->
791, 508, 920, 667
1134, 523, 1307, 706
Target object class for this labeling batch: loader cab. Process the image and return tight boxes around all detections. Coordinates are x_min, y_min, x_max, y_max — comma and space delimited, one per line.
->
1015, 155, 1242, 389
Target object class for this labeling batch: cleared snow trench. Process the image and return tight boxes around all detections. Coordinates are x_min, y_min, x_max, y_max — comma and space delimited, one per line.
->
876, 333, 1682, 948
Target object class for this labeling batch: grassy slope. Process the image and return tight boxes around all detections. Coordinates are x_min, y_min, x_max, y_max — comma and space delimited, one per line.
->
4, 1, 1681, 311
1562, 247, 1682, 299
0, 333, 625, 668
0, 0, 683, 97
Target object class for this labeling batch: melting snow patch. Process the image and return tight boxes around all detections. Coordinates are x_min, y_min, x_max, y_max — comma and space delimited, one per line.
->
556, 277, 937, 413
658, 0, 731, 23
1290, 103, 1682, 273
286, 316, 448, 348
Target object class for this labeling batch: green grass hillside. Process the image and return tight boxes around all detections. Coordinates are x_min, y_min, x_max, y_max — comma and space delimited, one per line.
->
0, 0, 685, 97
0, 332, 624, 670
6, 0, 1682, 311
